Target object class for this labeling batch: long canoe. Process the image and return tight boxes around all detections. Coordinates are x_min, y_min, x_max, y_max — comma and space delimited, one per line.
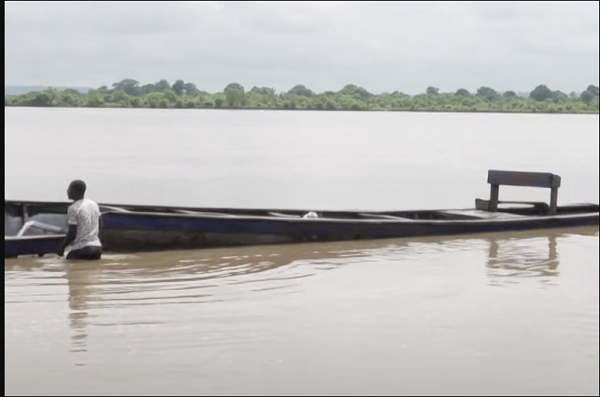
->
5, 170, 599, 258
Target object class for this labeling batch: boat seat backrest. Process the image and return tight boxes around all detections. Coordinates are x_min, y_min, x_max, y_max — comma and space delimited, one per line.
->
487, 170, 561, 189
477, 170, 561, 215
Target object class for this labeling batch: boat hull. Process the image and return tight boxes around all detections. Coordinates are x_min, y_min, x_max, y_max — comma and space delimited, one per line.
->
5, 235, 65, 258
99, 210, 599, 252
5, 200, 599, 257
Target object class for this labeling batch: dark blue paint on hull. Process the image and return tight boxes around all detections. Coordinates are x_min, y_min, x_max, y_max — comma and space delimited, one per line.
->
5, 236, 65, 258
101, 212, 599, 240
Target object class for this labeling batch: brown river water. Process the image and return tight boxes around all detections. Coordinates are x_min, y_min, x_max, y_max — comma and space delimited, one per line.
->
5, 108, 599, 395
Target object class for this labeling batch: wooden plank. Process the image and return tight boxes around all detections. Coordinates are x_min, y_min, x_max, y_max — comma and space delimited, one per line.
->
358, 213, 415, 220
549, 188, 558, 215
268, 212, 301, 218
476, 199, 550, 212
100, 205, 131, 213
487, 170, 561, 188
475, 199, 491, 211
173, 209, 233, 217
489, 184, 500, 211
441, 209, 527, 219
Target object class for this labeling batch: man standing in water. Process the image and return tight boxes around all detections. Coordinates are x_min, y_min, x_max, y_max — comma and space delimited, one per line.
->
57, 180, 103, 260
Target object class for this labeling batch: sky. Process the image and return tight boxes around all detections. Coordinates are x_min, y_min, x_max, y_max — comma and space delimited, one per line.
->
5, 1, 599, 95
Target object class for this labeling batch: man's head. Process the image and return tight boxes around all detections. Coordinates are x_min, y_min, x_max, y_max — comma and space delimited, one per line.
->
67, 179, 87, 200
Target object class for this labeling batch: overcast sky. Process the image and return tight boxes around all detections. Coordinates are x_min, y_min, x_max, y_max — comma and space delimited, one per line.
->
5, 1, 599, 95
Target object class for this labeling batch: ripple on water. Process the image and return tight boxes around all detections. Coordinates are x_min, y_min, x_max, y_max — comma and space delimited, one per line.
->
5, 227, 599, 396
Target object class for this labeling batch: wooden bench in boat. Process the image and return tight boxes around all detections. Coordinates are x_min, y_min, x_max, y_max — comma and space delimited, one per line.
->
476, 170, 561, 215
100, 205, 131, 213
358, 213, 416, 221
268, 212, 302, 218
172, 209, 234, 217
441, 209, 528, 220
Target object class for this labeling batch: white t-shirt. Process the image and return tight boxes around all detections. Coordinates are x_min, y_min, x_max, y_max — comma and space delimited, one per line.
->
66, 198, 102, 255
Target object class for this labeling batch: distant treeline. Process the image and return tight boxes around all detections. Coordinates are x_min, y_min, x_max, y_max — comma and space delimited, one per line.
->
4, 79, 599, 114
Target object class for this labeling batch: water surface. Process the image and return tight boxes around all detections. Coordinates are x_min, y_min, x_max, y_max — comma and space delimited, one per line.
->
5, 108, 599, 396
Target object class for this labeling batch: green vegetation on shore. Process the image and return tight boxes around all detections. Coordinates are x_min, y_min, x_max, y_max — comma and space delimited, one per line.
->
5, 79, 599, 114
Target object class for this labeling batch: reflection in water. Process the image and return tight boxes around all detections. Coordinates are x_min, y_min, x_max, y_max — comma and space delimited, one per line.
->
64, 263, 103, 357
486, 231, 560, 286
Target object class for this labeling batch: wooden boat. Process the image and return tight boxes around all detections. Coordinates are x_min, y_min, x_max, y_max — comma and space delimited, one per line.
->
5, 170, 599, 258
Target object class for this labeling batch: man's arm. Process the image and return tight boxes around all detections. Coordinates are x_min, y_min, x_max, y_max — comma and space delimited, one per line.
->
57, 225, 77, 256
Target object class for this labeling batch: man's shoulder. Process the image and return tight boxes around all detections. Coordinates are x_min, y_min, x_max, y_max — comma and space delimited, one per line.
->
69, 199, 98, 212
82, 199, 100, 212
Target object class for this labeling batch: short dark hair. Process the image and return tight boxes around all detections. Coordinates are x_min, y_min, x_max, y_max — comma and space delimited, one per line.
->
69, 179, 87, 195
